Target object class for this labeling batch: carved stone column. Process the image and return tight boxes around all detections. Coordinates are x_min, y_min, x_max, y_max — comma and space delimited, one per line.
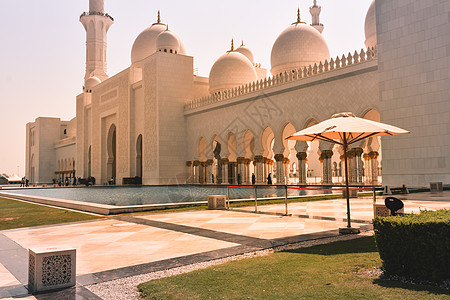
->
200, 162, 206, 184
296, 152, 307, 184
320, 150, 333, 184
193, 160, 200, 184
215, 160, 222, 184
245, 159, 251, 183
340, 155, 345, 184
206, 159, 213, 184
263, 158, 268, 183
274, 154, 284, 184
354, 148, 364, 184
186, 161, 193, 184
369, 151, 379, 185
283, 157, 290, 184
363, 154, 371, 184
346, 149, 355, 184
236, 157, 246, 184
253, 155, 264, 184
221, 158, 229, 184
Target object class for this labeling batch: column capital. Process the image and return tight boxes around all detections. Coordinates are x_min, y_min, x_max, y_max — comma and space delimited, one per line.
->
274, 154, 284, 162
193, 160, 200, 166
253, 155, 264, 163
283, 158, 290, 164
237, 157, 246, 164
186, 161, 192, 167
296, 152, 307, 160
363, 153, 370, 160
206, 159, 214, 165
346, 149, 355, 158
220, 158, 229, 164
354, 148, 363, 156
369, 151, 379, 159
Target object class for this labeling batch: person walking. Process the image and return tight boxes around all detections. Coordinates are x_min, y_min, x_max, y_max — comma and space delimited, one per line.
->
251, 173, 256, 185
267, 173, 272, 185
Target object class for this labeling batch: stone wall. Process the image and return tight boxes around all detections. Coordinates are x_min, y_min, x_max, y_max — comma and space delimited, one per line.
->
378, 0, 450, 187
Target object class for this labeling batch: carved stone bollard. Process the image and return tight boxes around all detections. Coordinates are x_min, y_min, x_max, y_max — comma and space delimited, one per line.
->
28, 247, 76, 293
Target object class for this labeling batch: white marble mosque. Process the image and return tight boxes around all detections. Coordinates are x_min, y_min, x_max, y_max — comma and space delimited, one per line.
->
26, 0, 450, 188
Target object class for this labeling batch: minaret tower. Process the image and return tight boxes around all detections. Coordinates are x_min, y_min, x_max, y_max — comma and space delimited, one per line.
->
80, 0, 114, 83
310, 0, 324, 34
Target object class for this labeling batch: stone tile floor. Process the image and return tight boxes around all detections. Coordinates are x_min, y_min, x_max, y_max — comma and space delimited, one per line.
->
0, 193, 448, 299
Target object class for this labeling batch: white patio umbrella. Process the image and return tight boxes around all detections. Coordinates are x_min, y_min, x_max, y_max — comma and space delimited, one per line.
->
286, 112, 409, 233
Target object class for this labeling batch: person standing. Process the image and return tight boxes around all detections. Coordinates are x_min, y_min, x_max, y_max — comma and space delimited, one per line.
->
251, 173, 256, 185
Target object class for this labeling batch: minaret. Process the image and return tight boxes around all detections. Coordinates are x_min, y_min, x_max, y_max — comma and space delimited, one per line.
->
310, 0, 324, 34
80, 0, 114, 82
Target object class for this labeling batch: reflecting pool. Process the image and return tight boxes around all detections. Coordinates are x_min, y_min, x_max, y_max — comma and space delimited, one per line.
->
4, 185, 336, 206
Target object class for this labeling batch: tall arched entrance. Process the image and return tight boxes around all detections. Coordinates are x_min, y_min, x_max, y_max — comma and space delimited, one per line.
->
107, 124, 116, 181
136, 135, 143, 178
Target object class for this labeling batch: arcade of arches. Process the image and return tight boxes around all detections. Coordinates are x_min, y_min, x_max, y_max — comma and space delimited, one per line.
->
187, 111, 382, 185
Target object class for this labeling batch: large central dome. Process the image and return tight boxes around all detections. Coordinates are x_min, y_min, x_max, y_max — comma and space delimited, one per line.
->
270, 11, 330, 76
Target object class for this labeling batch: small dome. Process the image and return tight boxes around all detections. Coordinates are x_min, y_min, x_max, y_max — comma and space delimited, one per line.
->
270, 16, 330, 76
235, 44, 254, 63
209, 51, 257, 94
364, 0, 377, 49
130, 12, 186, 65
156, 29, 180, 53
85, 76, 101, 89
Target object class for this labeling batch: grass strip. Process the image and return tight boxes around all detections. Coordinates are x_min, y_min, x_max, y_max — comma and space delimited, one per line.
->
139, 237, 449, 299
0, 197, 100, 230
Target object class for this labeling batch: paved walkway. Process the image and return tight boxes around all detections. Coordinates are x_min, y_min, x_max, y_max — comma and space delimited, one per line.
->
0, 193, 449, 299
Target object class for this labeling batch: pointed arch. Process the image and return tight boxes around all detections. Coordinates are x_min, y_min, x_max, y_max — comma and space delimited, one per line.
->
136, 135, 143, 178
107, 124, 117, 180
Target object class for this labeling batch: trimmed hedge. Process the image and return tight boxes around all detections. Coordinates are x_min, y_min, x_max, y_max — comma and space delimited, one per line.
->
373, 209, 450, 282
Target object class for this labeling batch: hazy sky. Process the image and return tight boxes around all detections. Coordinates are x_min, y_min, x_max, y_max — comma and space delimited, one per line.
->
0, 0, 372, 177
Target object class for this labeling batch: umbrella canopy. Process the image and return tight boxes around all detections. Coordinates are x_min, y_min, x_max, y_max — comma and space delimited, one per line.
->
286, 112, 409, 231
286, 112, 409, 145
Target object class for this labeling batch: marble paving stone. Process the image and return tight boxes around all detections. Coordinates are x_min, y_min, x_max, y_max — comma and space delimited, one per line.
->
2, 219, 238, 276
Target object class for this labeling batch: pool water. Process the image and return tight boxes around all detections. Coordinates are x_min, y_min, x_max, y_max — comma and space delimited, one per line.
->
4, 185, 334, 206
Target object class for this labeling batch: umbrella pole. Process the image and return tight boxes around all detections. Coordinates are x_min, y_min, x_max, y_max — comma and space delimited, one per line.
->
343, 134, 351, 228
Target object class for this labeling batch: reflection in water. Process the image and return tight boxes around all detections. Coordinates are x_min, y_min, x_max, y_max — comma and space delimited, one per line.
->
5, 185, 335, 206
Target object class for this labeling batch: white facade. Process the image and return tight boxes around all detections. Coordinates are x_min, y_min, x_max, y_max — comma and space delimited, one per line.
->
377, 0, 450, 187
26, 0, 450, 188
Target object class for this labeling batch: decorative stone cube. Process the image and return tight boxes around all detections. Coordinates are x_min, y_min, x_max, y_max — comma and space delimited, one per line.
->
208, 195, 226, 210
28, 247, 76, 293
373, 204, 404, 218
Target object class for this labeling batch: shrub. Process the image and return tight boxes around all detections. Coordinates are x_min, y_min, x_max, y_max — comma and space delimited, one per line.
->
373, 209, 450, 282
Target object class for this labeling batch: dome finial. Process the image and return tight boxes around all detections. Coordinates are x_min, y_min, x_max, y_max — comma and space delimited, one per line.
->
230, 39, 234, 51
293, 8, 306, 25
153, 10, 165, 25
241, 40, 244, 46
314, 0, 317, 6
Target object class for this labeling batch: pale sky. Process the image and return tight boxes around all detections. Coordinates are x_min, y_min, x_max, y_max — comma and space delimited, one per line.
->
0, 0, 372, 177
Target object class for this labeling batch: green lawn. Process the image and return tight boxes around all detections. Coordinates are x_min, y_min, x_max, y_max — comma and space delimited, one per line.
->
139, 237, 450, 299
0, 197, 101, 230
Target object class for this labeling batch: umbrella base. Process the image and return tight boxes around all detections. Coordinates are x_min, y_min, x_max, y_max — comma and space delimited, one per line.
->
339, 227, 360, 235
